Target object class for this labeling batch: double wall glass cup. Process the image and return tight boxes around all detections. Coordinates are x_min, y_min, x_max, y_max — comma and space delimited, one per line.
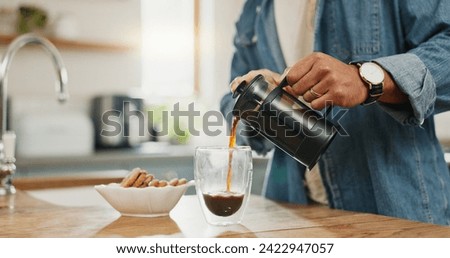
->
194, 146, 253, 226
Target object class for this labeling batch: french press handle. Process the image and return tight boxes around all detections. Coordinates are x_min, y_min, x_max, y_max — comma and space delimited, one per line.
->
261, 76, 309, 110
278, 77, 289, 88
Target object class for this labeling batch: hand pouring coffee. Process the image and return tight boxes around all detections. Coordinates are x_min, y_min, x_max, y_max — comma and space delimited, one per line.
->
232, 74, 337, 169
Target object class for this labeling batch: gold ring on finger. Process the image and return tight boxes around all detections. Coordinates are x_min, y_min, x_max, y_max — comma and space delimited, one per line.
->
309, 88, 323, 98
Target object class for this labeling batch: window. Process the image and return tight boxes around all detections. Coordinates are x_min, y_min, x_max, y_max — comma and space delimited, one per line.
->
141, 0, 195, 98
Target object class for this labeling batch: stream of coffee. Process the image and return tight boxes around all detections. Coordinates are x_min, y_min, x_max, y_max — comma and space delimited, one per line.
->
226, 116, 239, 192
202, 116, 244, 217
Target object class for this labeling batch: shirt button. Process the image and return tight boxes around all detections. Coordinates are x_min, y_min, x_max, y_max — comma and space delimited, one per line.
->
252, 35, 258, 43
256, 6, 261, 13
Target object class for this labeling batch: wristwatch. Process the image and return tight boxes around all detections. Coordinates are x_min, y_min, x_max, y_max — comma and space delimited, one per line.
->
350, 61, 384, 105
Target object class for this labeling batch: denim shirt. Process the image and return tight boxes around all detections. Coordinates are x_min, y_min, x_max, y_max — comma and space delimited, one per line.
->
220, 0, 450, 225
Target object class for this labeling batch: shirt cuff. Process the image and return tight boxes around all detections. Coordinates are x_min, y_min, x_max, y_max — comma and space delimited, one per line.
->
374, 53, 435, 126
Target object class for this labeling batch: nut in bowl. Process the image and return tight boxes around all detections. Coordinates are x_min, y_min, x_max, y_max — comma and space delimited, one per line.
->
95, 168, 195, 217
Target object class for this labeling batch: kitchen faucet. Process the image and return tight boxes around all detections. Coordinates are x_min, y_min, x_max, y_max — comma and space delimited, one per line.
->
0, 33, 69, 195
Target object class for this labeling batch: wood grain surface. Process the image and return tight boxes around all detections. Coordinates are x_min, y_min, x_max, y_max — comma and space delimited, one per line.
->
1, 189, 449, 238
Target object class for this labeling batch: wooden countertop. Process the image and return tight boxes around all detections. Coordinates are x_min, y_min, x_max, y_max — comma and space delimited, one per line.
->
1, 188, 449, 238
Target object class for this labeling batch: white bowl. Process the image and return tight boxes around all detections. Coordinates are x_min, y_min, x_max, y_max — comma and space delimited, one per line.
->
94, 181, 195, 217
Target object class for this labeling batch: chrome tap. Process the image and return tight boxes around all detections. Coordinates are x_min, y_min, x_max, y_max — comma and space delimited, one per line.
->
0, 33, 69, 195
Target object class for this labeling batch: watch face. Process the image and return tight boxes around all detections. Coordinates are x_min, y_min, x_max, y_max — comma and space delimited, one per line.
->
360, 62, 384, 84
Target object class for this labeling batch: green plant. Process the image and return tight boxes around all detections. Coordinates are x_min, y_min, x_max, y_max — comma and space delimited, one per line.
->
17, 5, 48, 34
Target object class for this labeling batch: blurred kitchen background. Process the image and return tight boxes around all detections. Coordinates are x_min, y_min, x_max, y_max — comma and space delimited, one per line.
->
0, 0, 448, 188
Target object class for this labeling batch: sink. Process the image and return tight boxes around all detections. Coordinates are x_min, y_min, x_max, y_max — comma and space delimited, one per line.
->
26, 186, 109, 207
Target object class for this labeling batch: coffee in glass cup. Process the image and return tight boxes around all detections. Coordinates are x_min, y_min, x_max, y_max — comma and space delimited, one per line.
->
194, 146, 253, 225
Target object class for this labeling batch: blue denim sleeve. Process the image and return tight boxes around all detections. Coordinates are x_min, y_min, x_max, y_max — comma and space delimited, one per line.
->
374, 1, 450, 126
374, 54, 433, 126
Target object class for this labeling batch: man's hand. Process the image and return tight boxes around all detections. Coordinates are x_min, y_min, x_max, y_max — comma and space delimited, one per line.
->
286, 52, 368, 109
230, 52, 407, 110
287, 52, 408, 109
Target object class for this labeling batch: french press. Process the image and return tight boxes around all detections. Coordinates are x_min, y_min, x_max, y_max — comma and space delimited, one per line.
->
232, 74, 337, 169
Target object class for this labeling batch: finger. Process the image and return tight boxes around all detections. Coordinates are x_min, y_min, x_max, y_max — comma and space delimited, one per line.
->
282, 86, 296, 96
281, 67, 291, 78
230, 76, 244, 92
290, 69, 321, 96
251, 69, 281, 85
301, 79, 329, 103
310, 92, 333, 110
302, 87, 320, 103
231, 70, 281, 92
307, 78, 329, 96
285, 55, 315, 86
288, 55, 326, 95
